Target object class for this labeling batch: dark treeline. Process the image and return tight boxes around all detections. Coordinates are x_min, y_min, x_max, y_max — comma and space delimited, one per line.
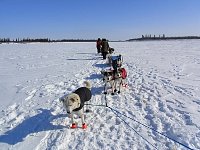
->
0, 38, 96, 44
1, 35, 200, 44
127, 34, 200, 41
53, 39, 96, 42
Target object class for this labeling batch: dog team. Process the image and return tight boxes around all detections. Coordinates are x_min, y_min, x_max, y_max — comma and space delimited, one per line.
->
97, 38, 127, 95
59, 38, 127, 129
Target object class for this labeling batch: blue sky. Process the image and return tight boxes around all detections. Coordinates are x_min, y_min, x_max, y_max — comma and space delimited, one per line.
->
0, 0, 200, 40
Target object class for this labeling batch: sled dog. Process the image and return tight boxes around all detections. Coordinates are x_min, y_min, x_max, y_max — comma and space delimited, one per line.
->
101, 68, 127, 95
113, 68, 127, 94
106, 48, 115, 64
101, 69, 115, 95
59, 81, 92, 129
106, 54, 112, 65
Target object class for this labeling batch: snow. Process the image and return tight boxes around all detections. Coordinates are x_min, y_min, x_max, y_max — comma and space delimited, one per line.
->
0, 40, 200, 150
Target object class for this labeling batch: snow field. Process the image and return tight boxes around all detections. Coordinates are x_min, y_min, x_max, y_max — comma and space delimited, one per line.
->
0, 41, 200, 149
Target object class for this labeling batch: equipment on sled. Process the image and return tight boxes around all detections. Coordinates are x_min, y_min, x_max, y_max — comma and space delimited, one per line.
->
111, 54, 123, 70
118, 68, 127, 79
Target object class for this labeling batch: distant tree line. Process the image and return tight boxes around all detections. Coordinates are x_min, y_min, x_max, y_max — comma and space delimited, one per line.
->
0, 38, 50, 43
141, 34, 166, 39
52, 39, 96, 42
0, 38, 96, 44
127, 35, 200, 41
0, 38, 11, 43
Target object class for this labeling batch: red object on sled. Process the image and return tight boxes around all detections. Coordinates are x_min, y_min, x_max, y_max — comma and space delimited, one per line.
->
121, 68, 127, 79
82, 123, 87, 129
71, 123, 77, 129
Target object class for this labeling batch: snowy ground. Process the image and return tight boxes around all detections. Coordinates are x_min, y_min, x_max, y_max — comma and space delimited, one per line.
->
0, 40, 200, 150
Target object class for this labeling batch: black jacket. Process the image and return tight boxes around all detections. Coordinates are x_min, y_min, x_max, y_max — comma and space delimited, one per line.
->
101, 40, 109, 52
73, 87, 91, 111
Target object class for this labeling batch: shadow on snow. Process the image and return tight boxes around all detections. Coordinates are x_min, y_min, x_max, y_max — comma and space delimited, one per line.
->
66, 58, 94, 61
93, 63, 110, 69
76, 52, 95, 55
85, 73, 102, 80
91, 86, 104, 95
0, 108, 66, 145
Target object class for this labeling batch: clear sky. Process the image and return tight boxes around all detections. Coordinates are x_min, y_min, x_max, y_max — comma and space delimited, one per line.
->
0, 0, 200, 41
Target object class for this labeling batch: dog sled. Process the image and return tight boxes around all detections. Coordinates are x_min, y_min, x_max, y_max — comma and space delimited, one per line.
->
107, 54, 123, 68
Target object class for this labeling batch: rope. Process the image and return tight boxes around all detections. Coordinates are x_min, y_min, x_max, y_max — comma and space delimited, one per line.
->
105, 93, 108, 107
85, 103, 106, 107
86, 97, 158, 149
108, 106, 194, 150
86, 91, 194, 149
111, 108, 159, 150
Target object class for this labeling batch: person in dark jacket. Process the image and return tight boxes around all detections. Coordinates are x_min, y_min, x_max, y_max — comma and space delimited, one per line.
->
101, 38, 109, 59
96, 38, 102, 53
